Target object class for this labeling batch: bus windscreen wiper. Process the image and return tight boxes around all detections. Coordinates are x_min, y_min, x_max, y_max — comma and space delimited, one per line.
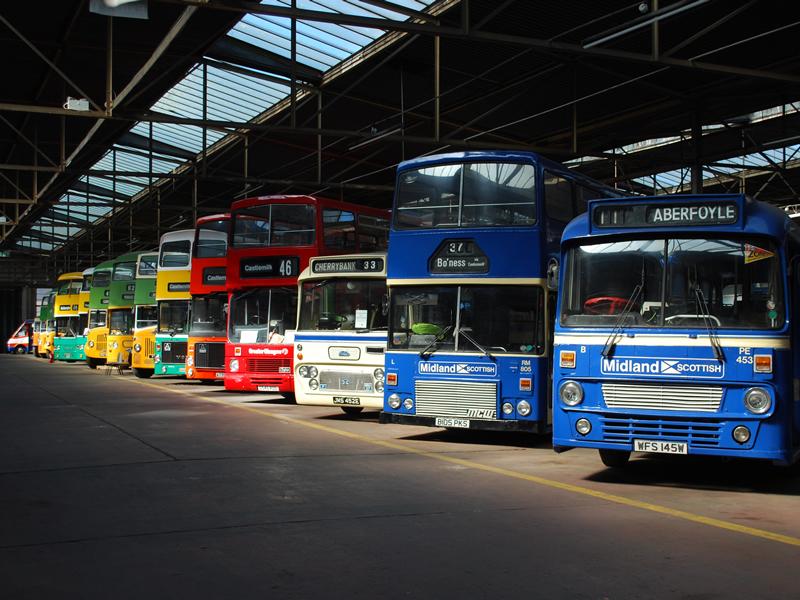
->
458, 327, 496, 362
694, 287, 724, 362
601, 283, 643, 359
419, 325, 453, 358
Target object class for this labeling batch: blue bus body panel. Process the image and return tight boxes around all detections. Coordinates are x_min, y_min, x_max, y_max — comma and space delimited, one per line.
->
554, 193, 799, 463
387, 228, 546, 280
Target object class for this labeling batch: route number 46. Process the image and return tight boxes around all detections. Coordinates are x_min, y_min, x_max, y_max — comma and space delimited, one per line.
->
279, 259, 294, 276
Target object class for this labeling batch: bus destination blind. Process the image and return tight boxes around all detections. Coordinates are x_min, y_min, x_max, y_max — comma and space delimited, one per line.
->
594, 202, 738, 228
429, 239, 489, 274
202, 267, 227, 285
240, 256, 299, 278
311, 257, 384, 274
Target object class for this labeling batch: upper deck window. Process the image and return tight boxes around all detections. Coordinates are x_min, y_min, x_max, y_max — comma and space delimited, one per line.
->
92, 270, 111, 288
57, 280, 81, 294
561, 237, 785, 330
395, 162, 536, 229
81, 275, 92, 292
195, 219, 228, 258
137, 255, 158, 277
358, 215, 389, 251
232, 203, 315, 247
160, 240, 191, 268
113, 261, 137, 281
323, 209, 356, 250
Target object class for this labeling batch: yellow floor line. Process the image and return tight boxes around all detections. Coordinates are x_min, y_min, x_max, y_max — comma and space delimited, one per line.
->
133, 378, 800, 548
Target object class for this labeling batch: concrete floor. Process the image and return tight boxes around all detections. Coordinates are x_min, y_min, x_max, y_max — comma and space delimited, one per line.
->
2, 355, 800, 599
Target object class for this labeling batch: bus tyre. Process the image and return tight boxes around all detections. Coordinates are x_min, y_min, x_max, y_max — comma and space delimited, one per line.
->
341, 406, 364, 416
599, 449, 631, 468
86, 357, 102, 369
133, 368, 153, 379
15, 346, 26, 354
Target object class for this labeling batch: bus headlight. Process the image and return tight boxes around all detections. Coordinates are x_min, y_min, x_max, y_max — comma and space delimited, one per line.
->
744, 387, 771, 414
309, 379, 319, 390
187, 356, 193, 366
502, 402, 514, 415
187, 368, 194, 377
576, 418, 592, 435
733, 425, 751, 443
388, 393, 401, 409
88, 340, 95, 348
298, 365, 309, 378
229, 359, 240, 372
112, 341, 119, 349
559, 381, 584, 406
308, 366, 318, 378
134, 343, 141, 353
373, 368, 384, 381
375, 380, 384, 392
516, 400, 531, 416
403, 398, 414, 410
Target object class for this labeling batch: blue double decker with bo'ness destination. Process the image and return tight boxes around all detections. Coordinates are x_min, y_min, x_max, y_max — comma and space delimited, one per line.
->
381, 150, 622, 432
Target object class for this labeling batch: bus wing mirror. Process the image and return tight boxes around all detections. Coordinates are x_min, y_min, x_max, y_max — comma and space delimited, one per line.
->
546, 259, 559, 291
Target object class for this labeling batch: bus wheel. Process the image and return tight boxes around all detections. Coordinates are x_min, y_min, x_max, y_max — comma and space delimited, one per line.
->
132, 368, 153, 379
599, 449, 631, 468
341, 406, 364, 416
86, 357, 101, 369
15, 346, 26, 354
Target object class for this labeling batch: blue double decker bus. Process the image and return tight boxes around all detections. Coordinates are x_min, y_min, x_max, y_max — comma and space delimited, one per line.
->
554, 194, 800, 466
381, 151, 621, 432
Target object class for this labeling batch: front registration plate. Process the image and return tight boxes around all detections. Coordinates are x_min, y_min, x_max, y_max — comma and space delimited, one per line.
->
215, 372, 225, 378
257, 385, 279, 392
435, 417, 470, 429
634, 439, 687, 454
333, 396, 360, 406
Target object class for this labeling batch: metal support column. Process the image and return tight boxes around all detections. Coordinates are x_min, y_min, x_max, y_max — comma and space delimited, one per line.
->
202, 62, 208, 176
106, 17, 113, 115
317, 91, 322, 183
652, 0, 659, 60
291, 0, 297, 128
691, 114, 702, 193
434, 35, 440, 141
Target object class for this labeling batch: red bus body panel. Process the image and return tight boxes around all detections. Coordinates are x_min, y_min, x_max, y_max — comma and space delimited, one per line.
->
225, 195, 389, 393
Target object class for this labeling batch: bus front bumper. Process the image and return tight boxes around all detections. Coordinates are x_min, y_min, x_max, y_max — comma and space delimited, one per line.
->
224, 373, 293, 393
380, 412, 544, 433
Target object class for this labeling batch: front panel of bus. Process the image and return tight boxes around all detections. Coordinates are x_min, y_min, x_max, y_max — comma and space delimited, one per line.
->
382, 156, 551, 432
294, 256, 388, 410
155, 234, 192, 376
187, 217, 229, 381
106, 257, 139, 366
225, 196, 389, 393
553, 195, 796, 464
131, 254, 158, 375
7, 320, 32, 354
52, 274, 83, 361
85, 265, 112, 365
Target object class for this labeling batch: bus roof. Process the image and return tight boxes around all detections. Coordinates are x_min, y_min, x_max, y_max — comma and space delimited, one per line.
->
196, 213, 230, 226
298, 252, 387, 283
82, 267, 94, 276
230, 194, 387, 216
562, 194, 800, 246
159, 229, 195, 245
56, 271, 83, 282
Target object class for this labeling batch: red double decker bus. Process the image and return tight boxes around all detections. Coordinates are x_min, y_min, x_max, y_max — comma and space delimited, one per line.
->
225, 195, 389, 394
186, 214, 230, 382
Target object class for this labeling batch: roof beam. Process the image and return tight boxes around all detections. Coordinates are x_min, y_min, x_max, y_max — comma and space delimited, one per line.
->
153, 0, 800, 84
206, 36, 323, 84
70, 180, 132, 202
117, 131, 196, 160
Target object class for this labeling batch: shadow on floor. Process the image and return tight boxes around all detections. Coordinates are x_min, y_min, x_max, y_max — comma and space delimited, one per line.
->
585, 453, 800, 495
397, 428, 551, 449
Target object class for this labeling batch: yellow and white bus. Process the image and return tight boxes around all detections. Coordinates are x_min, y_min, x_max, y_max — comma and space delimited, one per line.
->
293, 254, 388, 414
154, 230, 193, 376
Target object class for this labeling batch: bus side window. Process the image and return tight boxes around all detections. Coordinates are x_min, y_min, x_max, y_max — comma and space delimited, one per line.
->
324, 209, 356, 250
544, 172, 574, 225
358, 215, 389, 251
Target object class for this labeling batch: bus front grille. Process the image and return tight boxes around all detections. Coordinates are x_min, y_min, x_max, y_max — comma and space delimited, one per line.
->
601, 415, 721, 447
195, 342, 225, 369
97, 334, 107, 355
602, 383, 723, 412
319, 370, 373, 392
415, 380, 498, 419
246, 358, 291, 373
145, 337, 156, 360
161, 341, 187, 365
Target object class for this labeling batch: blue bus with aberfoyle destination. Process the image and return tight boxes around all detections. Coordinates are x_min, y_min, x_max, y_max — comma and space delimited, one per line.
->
380, 150, 624, 433
554, 193, 800, 466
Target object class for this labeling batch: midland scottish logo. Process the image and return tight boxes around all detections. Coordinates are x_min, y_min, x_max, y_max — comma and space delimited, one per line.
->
601, 356, 724, 379
418, 361, 497, 377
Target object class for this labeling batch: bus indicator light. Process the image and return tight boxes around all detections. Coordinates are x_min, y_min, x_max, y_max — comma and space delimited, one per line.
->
519, 378, 532, 392
560, 350, 576, 369
754, 355, 772, 373
387, 373, 397, 386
